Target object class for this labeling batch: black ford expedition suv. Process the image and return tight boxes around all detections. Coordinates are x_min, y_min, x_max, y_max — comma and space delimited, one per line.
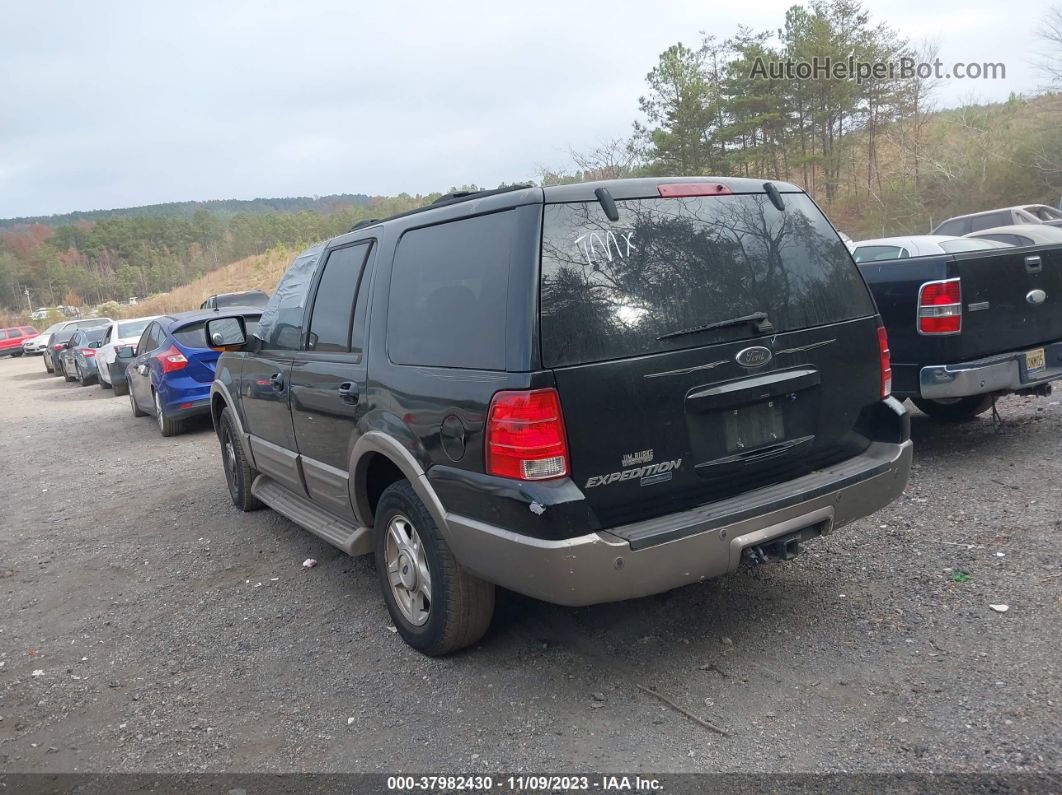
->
208, 178, 912, 655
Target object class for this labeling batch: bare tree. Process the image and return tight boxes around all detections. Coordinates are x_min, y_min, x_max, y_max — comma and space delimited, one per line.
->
1038, 4, 1062, 84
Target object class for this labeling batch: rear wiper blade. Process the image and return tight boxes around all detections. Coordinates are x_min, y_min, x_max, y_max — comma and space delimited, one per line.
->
657, 311, 774, 341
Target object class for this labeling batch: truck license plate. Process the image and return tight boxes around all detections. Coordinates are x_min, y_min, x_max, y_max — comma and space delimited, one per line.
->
1026, 348, 1046, 372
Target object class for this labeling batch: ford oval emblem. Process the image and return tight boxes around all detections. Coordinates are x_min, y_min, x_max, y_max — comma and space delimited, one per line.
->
1027, 289, 1047, 305
735, 346, 772, 368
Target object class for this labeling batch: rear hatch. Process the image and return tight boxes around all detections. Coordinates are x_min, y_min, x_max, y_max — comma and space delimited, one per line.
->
951, 244, 1062, 359
539, 186, 885, 527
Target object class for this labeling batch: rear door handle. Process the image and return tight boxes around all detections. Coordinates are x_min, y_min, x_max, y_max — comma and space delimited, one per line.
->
337, 382, 359, 404
269, 372, 285, 391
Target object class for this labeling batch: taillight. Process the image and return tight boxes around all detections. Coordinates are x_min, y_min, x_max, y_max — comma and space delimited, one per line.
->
918, 278, 961, 334
81, 348, 96, 357
877, 326, 892, 399
658, 182, 732, 198
156, 345, 188, 373
52, 344, 64, 351
114, 345, 122, 354
485, 388, 569, 481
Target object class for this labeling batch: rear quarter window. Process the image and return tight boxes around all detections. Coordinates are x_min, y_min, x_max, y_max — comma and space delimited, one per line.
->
387, 211, 514, 370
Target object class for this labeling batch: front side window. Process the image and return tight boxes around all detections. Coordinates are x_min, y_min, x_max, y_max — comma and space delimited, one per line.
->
4, 329, 19, 339
387, 211, 513, 370
256, 246, 324, 351
307, 243, 371, 353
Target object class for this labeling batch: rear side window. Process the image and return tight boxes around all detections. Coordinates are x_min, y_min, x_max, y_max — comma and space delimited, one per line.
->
968, 211, 1011, 232
852, 245, 908, 262
939, 238, 1009, 252
20, 326, 35, 334
137, 324, 161, 353
307, 243, 371, 353
387, 211, 513, 370
540, 193, 875, 367
118, 319, 152, 339
935, 219, 968, 236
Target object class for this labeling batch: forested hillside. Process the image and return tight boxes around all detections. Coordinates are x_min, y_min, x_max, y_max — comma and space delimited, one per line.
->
0, 193, 373, 229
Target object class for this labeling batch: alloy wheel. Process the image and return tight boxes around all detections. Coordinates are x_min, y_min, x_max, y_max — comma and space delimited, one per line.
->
384, 514, 431, 627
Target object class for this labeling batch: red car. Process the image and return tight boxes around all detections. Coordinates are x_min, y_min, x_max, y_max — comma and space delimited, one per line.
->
0, 326, 38, 357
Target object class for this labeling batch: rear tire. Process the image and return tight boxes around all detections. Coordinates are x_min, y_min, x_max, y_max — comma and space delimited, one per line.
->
129, 388, 147, 417
912, 395, 994, 423
76, 363, 90, 386
64, 362, 76, 382
44, 357, 53, 374
99, 373, 112, 389
154, 389, 182, 437
113, 380, 129, 397
219, 407, 262, 511
374, 480, 494, 656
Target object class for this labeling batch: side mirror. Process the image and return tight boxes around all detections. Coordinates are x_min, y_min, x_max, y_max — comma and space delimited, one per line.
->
89, 341, 102, 349
117, 345, 136, 359
207, 316, 246, 347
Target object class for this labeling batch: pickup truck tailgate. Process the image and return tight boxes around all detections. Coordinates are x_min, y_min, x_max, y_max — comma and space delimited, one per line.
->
957, 245, 1062, 358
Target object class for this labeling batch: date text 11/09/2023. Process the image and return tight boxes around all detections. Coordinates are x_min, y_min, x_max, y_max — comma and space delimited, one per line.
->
386, 775, 663, 792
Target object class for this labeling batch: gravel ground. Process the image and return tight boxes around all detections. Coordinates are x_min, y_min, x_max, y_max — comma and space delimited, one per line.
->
0, 352, 1058, 774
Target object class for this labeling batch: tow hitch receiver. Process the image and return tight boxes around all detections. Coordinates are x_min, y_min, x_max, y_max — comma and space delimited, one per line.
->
741, 525, 822, 566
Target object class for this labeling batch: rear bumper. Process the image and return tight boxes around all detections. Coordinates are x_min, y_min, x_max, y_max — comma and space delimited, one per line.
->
444, 438, 913, 607
163, 396, 211, 421
919, 340, 1062, 399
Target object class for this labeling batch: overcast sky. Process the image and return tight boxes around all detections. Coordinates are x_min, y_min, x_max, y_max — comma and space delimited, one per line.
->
0, 0, 1053, 218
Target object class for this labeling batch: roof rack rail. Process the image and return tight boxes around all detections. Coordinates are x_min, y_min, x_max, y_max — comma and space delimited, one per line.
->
342, 184, 535, 235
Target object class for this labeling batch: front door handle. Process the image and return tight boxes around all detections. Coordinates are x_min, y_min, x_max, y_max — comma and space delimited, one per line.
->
337, 382, 359, 404
269, 372, 285, 391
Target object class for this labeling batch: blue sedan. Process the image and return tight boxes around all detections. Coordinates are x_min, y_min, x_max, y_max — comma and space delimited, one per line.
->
126, 308, 261, 436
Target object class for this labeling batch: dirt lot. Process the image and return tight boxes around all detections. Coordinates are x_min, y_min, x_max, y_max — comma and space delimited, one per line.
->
0, 352, 1058, 774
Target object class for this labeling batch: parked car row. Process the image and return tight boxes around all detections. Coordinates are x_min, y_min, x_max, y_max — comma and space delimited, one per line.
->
0, 325, 38, 356
16, 182, 1061, 658
18, 291, 266, 437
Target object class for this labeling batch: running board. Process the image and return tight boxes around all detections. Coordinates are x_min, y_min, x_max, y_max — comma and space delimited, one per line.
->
251, 475, 373, 556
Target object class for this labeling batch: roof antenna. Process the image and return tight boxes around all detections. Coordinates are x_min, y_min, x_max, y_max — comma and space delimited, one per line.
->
763, 182, 785, 212
595, 187, 620, 222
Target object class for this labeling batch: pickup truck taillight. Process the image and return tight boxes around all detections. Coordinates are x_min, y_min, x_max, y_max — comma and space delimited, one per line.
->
918, 278, 962, 334
877, 326, 892, 398
156, 345, 188, 374
485, 388, 569, 481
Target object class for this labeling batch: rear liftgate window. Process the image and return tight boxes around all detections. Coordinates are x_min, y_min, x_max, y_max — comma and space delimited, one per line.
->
540, 192, 875, 366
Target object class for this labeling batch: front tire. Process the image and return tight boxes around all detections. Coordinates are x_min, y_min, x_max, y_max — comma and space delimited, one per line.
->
219, 407, 262, 511
374, 480, 494, 656
912, 395, 994, 423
